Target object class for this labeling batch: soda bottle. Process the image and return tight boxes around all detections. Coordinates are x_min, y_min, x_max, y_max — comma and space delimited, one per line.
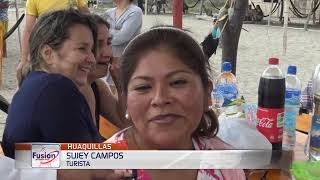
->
310, 64, 320, 161
283, 65, 301, 150
213, 62, 239, 116
257, 57, 285, 150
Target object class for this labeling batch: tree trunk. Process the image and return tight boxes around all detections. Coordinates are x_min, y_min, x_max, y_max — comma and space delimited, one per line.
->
221, 0, 248, 75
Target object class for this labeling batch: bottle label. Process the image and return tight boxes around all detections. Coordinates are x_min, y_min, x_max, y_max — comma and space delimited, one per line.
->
310, 115, 320, 150
214, 84, 238, 107
285, 89, 301, 106
257, 107, 284, 143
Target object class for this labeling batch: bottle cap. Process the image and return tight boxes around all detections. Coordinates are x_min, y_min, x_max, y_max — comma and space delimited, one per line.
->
222, 62, 232, 72
287, 65, 297, 75
269, 57, 279, 65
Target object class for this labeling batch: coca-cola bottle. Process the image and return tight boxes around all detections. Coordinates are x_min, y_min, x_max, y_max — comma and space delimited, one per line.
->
257, 57, 285, 150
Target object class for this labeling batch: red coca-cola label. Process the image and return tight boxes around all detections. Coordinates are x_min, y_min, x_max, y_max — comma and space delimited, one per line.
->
256, 107, 284, 143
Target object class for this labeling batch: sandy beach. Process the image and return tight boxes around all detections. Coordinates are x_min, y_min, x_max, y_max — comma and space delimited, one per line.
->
0, 9, 320, 140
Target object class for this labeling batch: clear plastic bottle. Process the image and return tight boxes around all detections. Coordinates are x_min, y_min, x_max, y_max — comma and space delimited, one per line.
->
283, 65, 301, 150
309, 64, 320, 161
211, 91, 224, 115
213, 62, 238, 116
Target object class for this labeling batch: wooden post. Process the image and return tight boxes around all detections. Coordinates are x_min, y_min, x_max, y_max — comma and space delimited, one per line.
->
173, 0, 183, 28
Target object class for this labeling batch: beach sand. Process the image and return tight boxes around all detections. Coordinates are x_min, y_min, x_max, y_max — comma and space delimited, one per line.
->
1, 9, 319, 140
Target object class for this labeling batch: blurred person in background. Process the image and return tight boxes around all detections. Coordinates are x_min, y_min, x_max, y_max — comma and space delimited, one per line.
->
2, 10, 126, 179
252, 4, 263, 22
102, 0, 142, 95
2, 9, 103, 158
137, 0, 144, 13
17, 0, 89, 84
81, 15, 127, 140
0, 0, 9, 57
106, 27, 246, 179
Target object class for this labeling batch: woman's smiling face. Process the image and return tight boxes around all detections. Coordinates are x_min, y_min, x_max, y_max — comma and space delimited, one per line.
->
127, 48, 206, 149
48, 24, 95, 87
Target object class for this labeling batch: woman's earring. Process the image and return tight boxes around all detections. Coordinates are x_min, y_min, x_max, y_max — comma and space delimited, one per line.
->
125, 111, 130, 120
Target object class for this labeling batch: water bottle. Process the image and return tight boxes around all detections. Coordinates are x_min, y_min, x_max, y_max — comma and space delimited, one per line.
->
213, 62, 239, 116
211, 91, 224, 115
309, 64, 320, 161
283, 66, 301, 150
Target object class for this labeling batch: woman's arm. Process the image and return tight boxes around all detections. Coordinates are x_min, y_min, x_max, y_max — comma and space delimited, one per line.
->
95, 79, 128, 129
18, 0, 37, 82
77, 0, 90, 13
17, 15, 36, 82
111, 8, 143, 46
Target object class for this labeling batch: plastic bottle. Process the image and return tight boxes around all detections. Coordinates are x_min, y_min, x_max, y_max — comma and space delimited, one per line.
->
283, 66, 301, 150
213, 62, 238, 116
211, 91, 224, 114
257, 57, 285, 150
310, 64, 320, 161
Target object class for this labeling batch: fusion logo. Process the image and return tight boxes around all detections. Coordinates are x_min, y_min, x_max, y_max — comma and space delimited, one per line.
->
31, 144, 60, 168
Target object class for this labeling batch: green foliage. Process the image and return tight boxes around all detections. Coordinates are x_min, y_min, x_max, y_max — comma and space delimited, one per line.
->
291, 161, 320, 180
